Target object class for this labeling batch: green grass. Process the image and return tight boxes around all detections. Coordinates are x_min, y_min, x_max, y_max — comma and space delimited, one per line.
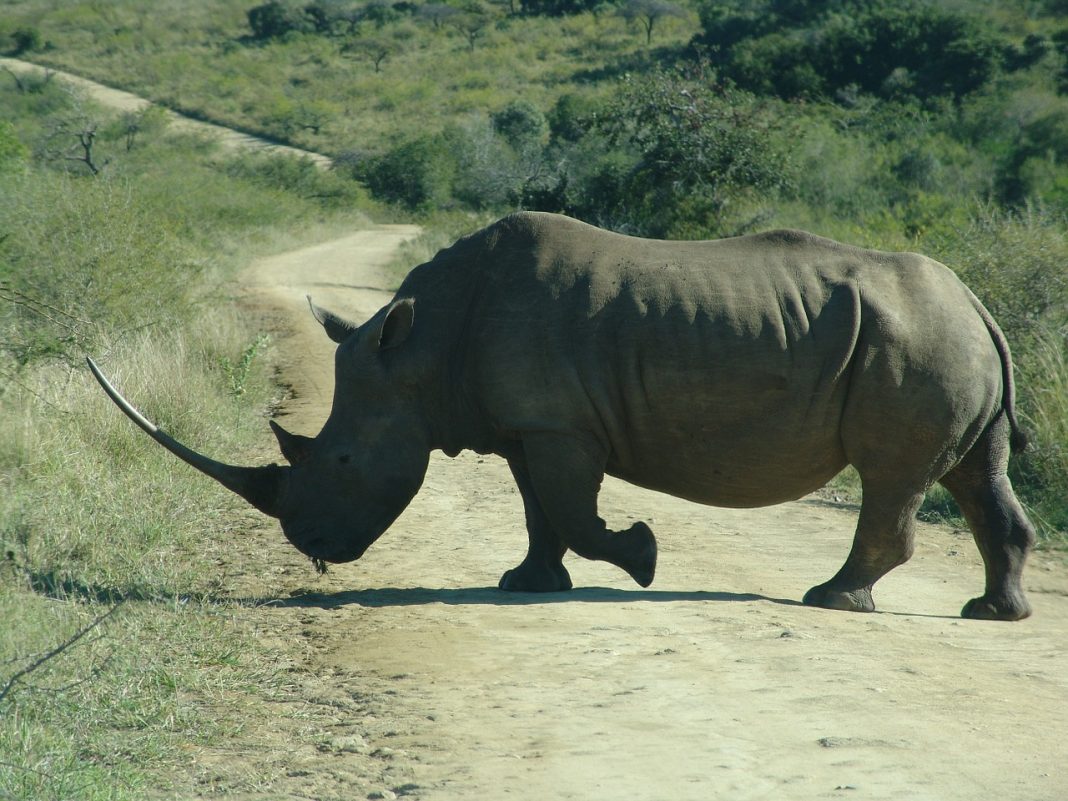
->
0, 592, 288, 801
0, 76, 371, 799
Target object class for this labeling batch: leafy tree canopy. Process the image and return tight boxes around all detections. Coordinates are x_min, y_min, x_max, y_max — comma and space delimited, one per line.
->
696, 0, 1011, 103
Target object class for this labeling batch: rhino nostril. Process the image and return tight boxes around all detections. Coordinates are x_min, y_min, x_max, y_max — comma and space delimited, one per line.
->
338, 454, 351, 464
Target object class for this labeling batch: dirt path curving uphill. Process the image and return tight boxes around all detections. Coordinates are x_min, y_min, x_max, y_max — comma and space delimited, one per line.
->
202, 227, 1068, 801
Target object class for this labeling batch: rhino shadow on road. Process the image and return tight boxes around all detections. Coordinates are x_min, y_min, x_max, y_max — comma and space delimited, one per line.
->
255, 586, 804, 609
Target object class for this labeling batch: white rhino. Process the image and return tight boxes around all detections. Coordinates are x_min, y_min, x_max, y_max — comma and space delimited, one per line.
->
90, 212, 1035, 620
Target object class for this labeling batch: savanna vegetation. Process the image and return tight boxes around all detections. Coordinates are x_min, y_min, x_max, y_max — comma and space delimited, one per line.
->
0, 67, 375, 798
2, 0, 1068, 794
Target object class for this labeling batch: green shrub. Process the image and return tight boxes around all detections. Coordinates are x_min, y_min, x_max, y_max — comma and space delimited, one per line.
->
224, 150, 364, 208
11, 26, 42, 55
0, 122, 29, 169
492, 99, 548, 150
699, 0, 1008, 103
998, 107, 1068, 206
352, 134, 458, 209
247, 1, 310, 40
563, 65, 795, 236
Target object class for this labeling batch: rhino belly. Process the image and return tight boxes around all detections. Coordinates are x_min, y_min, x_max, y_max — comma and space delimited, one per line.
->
606, 412, 850, 509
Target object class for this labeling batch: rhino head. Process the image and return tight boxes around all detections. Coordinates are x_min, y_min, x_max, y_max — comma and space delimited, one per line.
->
88, 297, 430, 567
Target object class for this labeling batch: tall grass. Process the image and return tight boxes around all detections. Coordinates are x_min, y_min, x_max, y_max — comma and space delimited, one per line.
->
1016, 328, 1068, 540
0, 79, 370, 798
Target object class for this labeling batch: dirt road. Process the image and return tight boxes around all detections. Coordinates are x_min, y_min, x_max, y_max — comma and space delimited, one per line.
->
186, 226, 1068, 801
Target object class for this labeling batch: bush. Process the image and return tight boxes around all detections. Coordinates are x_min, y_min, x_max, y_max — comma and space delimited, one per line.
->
563, 65, 795, 236
698, 0, 1008, 103
247, 1, 309, 40
522, 0, 602, 16
0, 172, 200, 367
353, 134, 458, 209
224, 151, 364, 208
997, 107, 1068, 207
492, 100, 548, 151
11, 26, 42, 55
0, 122, 28, 170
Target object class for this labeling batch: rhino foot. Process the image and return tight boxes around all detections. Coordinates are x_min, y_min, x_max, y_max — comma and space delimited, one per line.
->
802, 584, 875, 613
621, 522, 657, 588
499, 561, 573, 592
961, 593, 1032, 621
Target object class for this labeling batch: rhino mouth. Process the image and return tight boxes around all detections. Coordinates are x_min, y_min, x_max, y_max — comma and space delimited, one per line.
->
284, 528, 372, 564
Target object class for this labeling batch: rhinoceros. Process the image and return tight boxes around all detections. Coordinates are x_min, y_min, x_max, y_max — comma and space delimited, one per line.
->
88, 211, 1035, 620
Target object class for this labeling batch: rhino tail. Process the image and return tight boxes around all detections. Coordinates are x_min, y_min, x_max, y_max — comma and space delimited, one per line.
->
967, 289, 1028, 454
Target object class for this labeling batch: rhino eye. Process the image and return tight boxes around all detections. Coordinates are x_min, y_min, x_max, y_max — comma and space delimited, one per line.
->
338, 454, 351, 464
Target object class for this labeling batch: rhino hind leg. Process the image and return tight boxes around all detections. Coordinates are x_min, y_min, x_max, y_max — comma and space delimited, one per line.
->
517, 433, 658, 588
499, 456, 573, 592
938, 418, 1034, 621
804, 483, 926, 614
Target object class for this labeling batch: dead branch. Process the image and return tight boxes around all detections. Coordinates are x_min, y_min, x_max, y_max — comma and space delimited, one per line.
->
0, 602, 123, 704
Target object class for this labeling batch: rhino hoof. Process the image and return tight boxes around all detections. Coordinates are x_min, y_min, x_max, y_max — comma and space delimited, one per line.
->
961, 594, 1032, 621
499, 562, 573, 592
623, 521, 657, 588
802, 584, 875, 613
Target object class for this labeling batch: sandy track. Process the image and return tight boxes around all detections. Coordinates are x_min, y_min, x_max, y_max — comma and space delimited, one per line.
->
216, 227, 1068, 801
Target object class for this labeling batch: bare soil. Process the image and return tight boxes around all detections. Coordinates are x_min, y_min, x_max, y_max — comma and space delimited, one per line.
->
25, 56, 1068, 800
187, 227, 1068, 801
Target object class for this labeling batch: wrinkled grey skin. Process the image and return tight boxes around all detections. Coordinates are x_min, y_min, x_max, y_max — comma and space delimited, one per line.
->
93, 212, 1035, 620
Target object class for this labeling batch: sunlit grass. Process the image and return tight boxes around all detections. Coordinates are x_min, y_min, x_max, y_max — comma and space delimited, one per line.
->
0, 79, 368, 800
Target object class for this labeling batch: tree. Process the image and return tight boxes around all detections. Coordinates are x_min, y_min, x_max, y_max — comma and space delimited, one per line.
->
575, 64, 794, 236
343, 34, 401, 73
40, 116, 109, 175
247, 1, 308, 40
11, 27, 42, 55
618, 0, 687, 45
417, 3, 460, 29
449, 4, 492, 52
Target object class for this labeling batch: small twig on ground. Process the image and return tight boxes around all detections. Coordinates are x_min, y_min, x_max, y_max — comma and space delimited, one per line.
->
0, 602, 123, 703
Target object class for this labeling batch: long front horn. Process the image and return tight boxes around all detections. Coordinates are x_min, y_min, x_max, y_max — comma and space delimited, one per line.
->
86, 357, 285, 516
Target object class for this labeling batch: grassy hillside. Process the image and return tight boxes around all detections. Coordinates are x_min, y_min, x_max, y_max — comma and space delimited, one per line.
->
0, 0, 695, 153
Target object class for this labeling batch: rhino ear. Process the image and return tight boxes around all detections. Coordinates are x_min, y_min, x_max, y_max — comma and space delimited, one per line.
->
377, 298, 415, 351
307, 296, 358, 344
270, 419, 314, 465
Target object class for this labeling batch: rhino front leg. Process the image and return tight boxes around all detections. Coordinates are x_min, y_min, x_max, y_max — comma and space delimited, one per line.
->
498, 455, 573, 592
519, 432, 657, 588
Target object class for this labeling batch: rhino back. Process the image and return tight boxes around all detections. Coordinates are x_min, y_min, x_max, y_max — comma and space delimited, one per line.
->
406, 213, 1000, 508
454, 215, 873, 505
